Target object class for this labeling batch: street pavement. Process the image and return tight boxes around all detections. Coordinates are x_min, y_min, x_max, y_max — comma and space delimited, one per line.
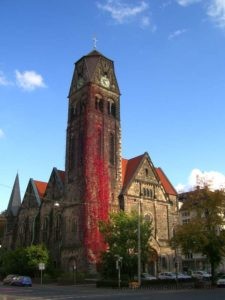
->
0, 284, 225, 300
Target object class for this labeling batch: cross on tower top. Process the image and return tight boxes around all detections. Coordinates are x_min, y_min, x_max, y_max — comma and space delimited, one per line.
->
93, 36, 98, 49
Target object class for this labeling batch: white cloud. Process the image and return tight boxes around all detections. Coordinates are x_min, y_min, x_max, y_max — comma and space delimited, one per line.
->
97, 0, 150, 26
0, 71, 11, 86
176, 168, 225, 193
176, 0, 202, 6
168, 28, 187, 39
207, 0, 225, 28
15, 70, 46, 91
0, 129, 5, 139
141, 16, 150, 27
161, 1, 172, 9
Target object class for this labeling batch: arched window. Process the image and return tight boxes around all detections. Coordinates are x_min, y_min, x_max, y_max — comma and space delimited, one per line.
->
144, 214, 152, 223
145, 168, 149, 177
143, 188, 146, 197
43, 216, 49, 243
69, 134, 75, 170
107, 99, 116, 117
149, 189, 153, 198
78, 131, 83, 164
19, 223, 25, 245
95, 95, 104, 112
109, 133, 115, 165
97, 128, 103, 158
55, 214, 62, 242
146, 189, 150, 197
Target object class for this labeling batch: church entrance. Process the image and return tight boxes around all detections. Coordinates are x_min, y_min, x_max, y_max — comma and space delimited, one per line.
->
147, 249, 158, 276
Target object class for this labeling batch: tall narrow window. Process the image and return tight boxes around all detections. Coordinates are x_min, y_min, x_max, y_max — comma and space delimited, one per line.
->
43, 217, 49, 244
109, 133, 115, 165
55, 214, 62, 242
78, 131, 83, 164
95, 96, 104, 113
107, 100, 116, 117
69, 135, 75, 170
97, 128, 103, 158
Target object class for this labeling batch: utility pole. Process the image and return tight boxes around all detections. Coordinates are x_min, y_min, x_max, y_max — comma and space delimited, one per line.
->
115, 255, 123, 288
138, 199, 142, 287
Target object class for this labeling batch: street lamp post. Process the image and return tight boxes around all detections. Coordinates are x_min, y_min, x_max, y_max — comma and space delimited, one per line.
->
115, 255, 123, 288
73, 260, 77, 285
137, 199, 142, 287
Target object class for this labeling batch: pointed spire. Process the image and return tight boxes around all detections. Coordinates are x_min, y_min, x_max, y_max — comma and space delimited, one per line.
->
7, 173, 21, 216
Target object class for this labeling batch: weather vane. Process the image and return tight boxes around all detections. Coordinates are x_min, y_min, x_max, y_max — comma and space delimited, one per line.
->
93, 36, 98, 49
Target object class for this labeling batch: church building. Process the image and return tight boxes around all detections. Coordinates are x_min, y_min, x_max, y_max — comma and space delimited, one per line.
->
3, 49, 178, 275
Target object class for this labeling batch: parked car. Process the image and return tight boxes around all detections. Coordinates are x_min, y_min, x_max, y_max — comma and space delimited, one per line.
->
2, 274, 19, 285
134, 273, 157, 281
216, 275, 225, 287
11, 276, 32, 287
158, 272, 176, 280
191, 270, 211, 279
177, 273, 192, 280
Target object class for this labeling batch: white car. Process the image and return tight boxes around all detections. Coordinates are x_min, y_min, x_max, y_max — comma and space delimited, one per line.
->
134, 273, 157, 281
192, 270, 211, 279
216, 275, 225, 287
177, 273, 192, 279
141, 273, 157, 281
158, 272, 176, 280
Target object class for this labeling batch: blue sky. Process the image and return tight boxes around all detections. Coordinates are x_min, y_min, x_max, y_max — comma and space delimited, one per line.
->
1, 0, 225, 212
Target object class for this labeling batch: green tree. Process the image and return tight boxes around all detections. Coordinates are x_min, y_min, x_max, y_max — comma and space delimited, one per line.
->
172, 187, 225, 281
99, 210, 153, 279
1, 244, 49, 277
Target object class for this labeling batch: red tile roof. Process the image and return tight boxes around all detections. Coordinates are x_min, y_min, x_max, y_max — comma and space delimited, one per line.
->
122, 154, 145, 190
155, 168, 177, 196
121, 154, 177, 197
34, 180, 47, 198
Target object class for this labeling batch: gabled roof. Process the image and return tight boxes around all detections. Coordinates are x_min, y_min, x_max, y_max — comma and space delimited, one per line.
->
155, 168, 177, 196
122, 153, 146, 192
33, 180, 47, 199
121, 153, 177, 197
7, 173, 21, 216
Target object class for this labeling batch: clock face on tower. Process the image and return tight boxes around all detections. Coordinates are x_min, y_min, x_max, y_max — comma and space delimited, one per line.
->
100, 75, 110, 88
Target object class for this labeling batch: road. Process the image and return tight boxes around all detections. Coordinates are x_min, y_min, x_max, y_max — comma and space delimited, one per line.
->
0, 284, 224, 300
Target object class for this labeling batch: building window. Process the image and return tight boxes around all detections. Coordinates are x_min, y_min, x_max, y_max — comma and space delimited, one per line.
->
145, 168, 149, 177
43, 216, 49, 243
182, 211, 190, 217
182, 219, 190, 224
78, 131, 83, 164
19, 223, 25, 245
143, 188, 146, 197
69, 135, 75, 170
95, 96, 104, 112
107, 100, 116, 117
55, 214, 62, 242
97, 128, 103, 158
109, 133, 115, 165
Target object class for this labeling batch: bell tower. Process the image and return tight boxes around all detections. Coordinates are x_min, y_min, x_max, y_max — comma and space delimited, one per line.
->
65, 50, 122, 206
65, 49, 122, 264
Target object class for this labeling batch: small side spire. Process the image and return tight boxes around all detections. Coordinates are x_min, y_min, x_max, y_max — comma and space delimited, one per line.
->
7, 173, 21, 216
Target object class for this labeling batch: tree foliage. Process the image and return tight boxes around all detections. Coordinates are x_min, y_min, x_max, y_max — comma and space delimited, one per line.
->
172, 187, 225, 279
99, 210, 153, 279
0, 244, 49, 277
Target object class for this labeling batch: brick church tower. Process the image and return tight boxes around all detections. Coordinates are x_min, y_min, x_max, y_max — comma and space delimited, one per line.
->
3, 49, 178, 276
64, 49, 122, 266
